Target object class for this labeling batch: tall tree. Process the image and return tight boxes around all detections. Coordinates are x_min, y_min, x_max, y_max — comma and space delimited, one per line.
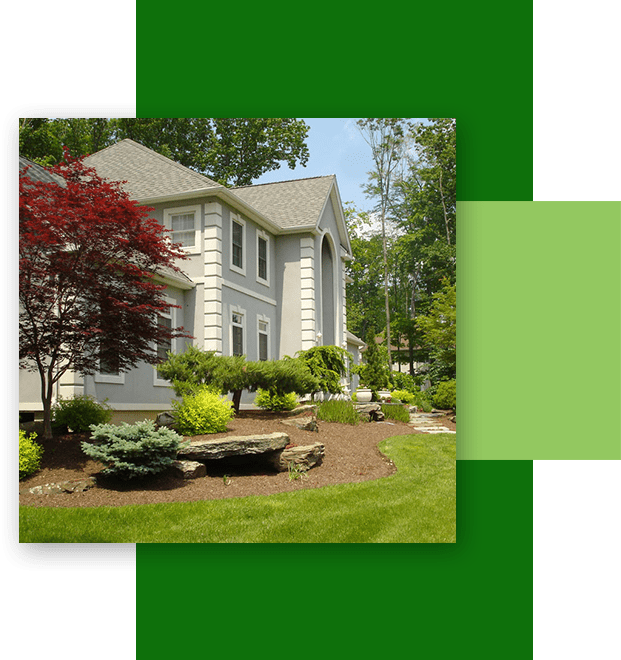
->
393, 119, 457, 375
20, 118, 311, 187
19, 154, 190, 439
357, 118, 407, 373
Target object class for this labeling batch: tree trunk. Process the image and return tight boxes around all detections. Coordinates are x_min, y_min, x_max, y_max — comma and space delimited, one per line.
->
439, 169, 451, 246
381, 210, 393, 374
39, 368, 54, 440
232, 389, 243, 414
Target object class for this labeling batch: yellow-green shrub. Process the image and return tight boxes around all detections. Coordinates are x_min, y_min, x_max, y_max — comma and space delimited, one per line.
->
254, 388, 298, 412
19, 429, 44, 480
172, 388, 234, 435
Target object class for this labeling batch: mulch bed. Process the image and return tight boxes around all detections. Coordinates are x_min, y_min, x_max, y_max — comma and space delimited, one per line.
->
19, 410, 456, 509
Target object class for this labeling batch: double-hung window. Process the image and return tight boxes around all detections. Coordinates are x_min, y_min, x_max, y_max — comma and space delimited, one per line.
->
154, 300, 176, 386
232, 309, 245, 356
95, 301, 125, 384
164, 205, 201, 254
258, 317, 269, 361
231, 214, 245, 275
257, 231, 269, 285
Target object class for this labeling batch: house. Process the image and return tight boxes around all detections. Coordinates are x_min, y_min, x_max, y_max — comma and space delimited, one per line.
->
19, 139, 361, 421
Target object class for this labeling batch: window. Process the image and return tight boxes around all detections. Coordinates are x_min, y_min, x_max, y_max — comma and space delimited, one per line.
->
100, 350, 120, 376
95, 302, 125, 384
154, 302, 176, 386
157, 315, 172, 362
164, 205, 201, 254
170, 213, 195, 247
230, 214, 245, 275
232, 310, 244, 356
258, 318, 269, 361
257, 232, 269, 285
95, 343, 125, 384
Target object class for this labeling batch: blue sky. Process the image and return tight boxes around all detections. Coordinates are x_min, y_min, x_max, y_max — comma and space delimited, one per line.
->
254, 118, 425, 212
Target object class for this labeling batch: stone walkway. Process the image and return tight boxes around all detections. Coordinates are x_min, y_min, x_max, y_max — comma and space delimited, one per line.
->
408, 411, 456, 434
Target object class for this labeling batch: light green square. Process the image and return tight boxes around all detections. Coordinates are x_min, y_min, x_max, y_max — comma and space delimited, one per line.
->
458, 201, 621, 459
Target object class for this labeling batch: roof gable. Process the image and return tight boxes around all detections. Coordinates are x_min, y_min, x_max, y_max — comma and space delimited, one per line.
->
19, 156, 66, 186
84, 139, 223, 201
232, 176, 336, 230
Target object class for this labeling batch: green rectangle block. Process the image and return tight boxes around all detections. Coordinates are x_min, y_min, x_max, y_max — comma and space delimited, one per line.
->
458, 201, 621, 459
136, 460, 533, 658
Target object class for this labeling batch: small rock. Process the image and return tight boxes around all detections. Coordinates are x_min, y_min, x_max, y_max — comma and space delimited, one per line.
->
171, 460, 206, 479
270, 443, 325, 472
281, 416, 319, 432
156, 411, 176, 429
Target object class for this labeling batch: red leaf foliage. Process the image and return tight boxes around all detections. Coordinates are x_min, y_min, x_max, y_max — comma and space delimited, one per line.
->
19, 152, 193, 380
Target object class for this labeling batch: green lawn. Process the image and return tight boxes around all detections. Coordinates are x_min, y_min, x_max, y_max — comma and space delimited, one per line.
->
19, 433, 456, 543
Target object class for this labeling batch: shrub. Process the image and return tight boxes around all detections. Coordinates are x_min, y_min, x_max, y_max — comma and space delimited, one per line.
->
172, 387, 234, 436
295, 345, 349, 395
391, 372, 418, 393
433, 380, 456, 410
381, 404, 411, 423
82, 420, 185, 480
254, 388, 298, 412
317, 400, 360, 425
416, 391, 434, 412
52, 395, 112, 433
390, 389, 416, 405
19, 429, 44, 480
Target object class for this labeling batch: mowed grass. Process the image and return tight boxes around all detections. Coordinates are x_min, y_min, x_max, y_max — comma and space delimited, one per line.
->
19, 433, 456, 543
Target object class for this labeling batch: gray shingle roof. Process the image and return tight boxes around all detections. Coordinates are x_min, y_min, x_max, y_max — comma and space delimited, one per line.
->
232, 175, 336, 229
84, 139, 223, 201
19, 156, 66, 186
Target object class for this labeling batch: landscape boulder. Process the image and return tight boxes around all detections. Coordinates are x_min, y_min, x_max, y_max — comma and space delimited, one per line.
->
354, 403, 385, 422
171, 460, 206, 480
156, 411, 176, 429
269, 442, 325, 472
177, 432, 290, 461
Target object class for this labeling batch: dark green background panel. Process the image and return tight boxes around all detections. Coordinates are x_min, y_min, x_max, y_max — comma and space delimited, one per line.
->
136, 1, 533, 202
137, 461, 533, 658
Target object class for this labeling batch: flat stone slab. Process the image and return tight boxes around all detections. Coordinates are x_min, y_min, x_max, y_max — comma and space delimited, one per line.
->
20, 476, 97, 495
177, 432, 290, 461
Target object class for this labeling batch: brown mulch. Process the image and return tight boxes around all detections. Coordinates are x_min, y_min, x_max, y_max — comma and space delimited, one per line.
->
19, 410, 456, 509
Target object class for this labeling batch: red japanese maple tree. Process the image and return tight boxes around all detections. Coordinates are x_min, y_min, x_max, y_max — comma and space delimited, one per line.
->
19, 152, 191, 439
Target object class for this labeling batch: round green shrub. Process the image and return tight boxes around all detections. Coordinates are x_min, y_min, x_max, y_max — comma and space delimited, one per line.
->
19, 429, 44, 480
390, 389, 416, 405
254, 388, 298, 412
52, 395, 112, 433
172, 388, 234, 435
433, 380, 456, 410
82, 420, 185, 480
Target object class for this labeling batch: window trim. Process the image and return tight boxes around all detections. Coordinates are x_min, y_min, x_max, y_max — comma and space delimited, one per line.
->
153, 298, 177, 387
256, 230, 270, 286
230, 305, 246, 357
230, 214, 246, 276
257, 314, 270, 361
94, 354, 125, 384
163, 204, 202, 255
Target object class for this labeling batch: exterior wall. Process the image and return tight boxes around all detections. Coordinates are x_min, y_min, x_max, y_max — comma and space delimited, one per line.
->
315, 196, 346, 351
18, 284, 190, 416
275, 233, 308, 356
19, 184, 353, 414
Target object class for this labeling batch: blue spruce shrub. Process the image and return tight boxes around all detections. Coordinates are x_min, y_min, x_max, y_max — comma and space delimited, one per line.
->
82, 420, 186, 480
